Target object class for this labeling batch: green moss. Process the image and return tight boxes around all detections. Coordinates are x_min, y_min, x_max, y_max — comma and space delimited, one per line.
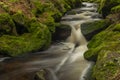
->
0, 0, 82, 56
0, 35, 43, 56
0, 13, 51, 56
43, 16, 55, 33
0, 22, 51, 56
12, 11, 30, 35
26, 19, 51, 49
31, 0, 82, 33
0, 13, 17, 36
113, 24, 120, 31
50, 0, 68, 13
38, 12, 56, 33
81, 20, 109, 35
0, 2, 9, 12
31, 0, 45, 16
31, 1, 56, 17
82, 1, 120, 80
12, 11, 27, 25
111, 5, 120, 13
85, 23, 120, 80
93, 50, 120, 80
84, 44, 104, 61
98, 0, 120, 17
52, 11, 62, 22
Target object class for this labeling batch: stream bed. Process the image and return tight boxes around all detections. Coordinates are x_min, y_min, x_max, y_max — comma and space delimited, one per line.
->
0, 2, 101, 80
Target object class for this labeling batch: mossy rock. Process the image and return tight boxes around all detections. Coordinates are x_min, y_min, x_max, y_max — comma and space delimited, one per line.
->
38, 12, 56, 33
0, 35, 44, 56
81, 20, 110, 40
0, 21, 51, 56
84, 44, 104, 61
98, 0, 120, 17
93, 49, 120, 80
12, 11, 29, 35
111, 5, 120, 13
31, 0, 53, 17
0, 13, 17, 36
34, 68, 57, 80
85, 23, 120, 80
65, 0, 82, 8
112, 23, 120, 31
50, 0, 70, 13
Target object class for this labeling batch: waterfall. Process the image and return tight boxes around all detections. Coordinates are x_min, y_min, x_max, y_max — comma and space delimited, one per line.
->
66, 24, 87, 45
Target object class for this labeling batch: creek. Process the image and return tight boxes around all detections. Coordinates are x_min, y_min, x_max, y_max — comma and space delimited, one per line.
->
0, 2, 101, 80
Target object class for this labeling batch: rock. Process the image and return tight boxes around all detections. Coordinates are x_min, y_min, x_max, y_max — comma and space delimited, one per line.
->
66, 11, 78, 15
52, 23, 71, 41
81, 20, 109, 40
98, 0, 120, 18
0, 13, 17, 36
34, 69, 46, 80
84, 24, 120, 80
34, 68, 58, 80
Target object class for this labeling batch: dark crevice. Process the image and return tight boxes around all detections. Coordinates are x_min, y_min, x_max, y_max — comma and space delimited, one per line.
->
13, 21, 29, 35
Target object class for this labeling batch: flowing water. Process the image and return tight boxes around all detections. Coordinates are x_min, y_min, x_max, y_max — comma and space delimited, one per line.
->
0, 2, 101, 80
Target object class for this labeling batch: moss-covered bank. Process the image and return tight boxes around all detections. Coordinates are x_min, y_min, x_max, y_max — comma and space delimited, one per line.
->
84, 0, 120, 80
0, 0, 82, 56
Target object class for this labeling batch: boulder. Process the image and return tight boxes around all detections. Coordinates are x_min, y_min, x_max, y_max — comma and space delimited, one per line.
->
52, 23, 71, 41
34, 68, 58, 80
81, 20, 109, 40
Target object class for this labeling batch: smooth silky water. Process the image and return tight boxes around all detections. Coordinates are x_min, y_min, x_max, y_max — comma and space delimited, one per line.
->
0, 2, 101, 80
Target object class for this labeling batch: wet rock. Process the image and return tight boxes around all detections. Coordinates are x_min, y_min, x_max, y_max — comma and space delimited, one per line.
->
91, 14, 103, 18
81, 20, 109, 40
66, 11, 77, 15
52, 24, 71, 41
34, 68, 58, 80
34, 69, 46, 80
